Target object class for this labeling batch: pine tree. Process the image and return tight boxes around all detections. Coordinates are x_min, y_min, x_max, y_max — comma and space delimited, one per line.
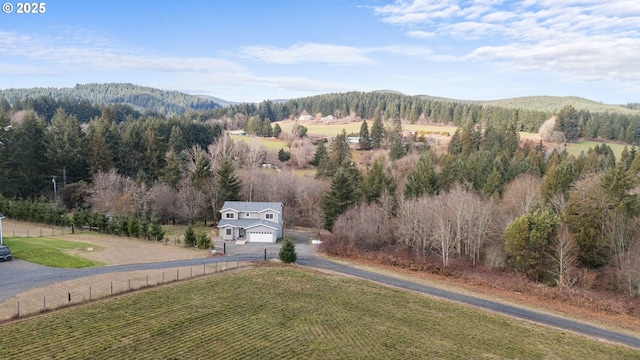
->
405, 154, 439, 198
358, 120, 371, 150
197, 231, 212, 249
322, 165, 362, 230
148, 214, 165, 241
363, 158, 395, 203
312, 140, 328, 167
370, 116, 384, 149
273, 123, 282, 138
278, 148, 291, 162
557, 105, 580, 142
217, 158, 242, 204
279, 237, 297, 263
184, 225, 196, 247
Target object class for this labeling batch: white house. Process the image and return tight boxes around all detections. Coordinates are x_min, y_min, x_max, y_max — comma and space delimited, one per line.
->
217, 202, 283, 243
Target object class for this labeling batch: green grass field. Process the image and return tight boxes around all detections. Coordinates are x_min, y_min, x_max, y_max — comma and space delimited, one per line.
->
229, 133, 288, 151
3, 238, 104, 268
1, 266, 636, 359
566, 140, 628, 159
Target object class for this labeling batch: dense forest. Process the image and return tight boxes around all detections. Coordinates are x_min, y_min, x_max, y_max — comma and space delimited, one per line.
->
1, 85, 640, 303
0, 83, 221, 116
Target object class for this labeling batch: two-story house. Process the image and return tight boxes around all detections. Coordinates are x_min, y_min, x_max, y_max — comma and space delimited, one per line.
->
217, 201, 283, 243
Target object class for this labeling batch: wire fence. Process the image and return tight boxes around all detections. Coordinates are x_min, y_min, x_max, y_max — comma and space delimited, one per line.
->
0, 260, 251, 321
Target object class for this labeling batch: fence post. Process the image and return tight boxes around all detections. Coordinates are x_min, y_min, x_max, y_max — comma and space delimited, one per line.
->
110, 282, 113, 295
43, 296, 46, 312
68, 292, 71, 304
264, 248, 267, 261
146, 275, 149, 287
177, 269, 179, 280
128, 279, 131, 291
203, 264, 206, 276
223, 242, 226, 254
90, 286, 92, 300
17, 301, 20, 317
190, 267, 193, 278
27, 229, 29, 237
40, 229, 43, 237
162, 272, 165, 283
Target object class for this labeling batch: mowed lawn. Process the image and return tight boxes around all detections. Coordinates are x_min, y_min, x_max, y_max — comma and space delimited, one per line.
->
3, 237, 104, 268
1, 266, 637, 359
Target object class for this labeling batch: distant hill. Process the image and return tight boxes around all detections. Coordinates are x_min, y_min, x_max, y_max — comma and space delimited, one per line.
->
416, 94, 639, 115
0, 83, 223, 115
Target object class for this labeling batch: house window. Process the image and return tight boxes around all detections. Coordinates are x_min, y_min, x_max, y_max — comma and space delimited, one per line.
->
225, 213, 234, 219
265, 213, 274, 220
226, 228, 232, 236
245, 213, 250, 217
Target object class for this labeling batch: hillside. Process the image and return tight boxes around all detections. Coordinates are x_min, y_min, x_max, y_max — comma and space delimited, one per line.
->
417, 94, 639, 115
0, 83, 222, 115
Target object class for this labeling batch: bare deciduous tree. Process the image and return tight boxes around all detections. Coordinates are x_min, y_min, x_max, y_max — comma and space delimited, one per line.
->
176, 180, 207, 224
89, 169, 134, 214
149, 183, 179, 224
332, 202, 395, 251
501, 173, 543, 220
550, 225, 578, 287
290, 138, 315, 168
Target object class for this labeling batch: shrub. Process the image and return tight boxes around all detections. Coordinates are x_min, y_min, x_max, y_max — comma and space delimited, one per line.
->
197, 231, 212, 249
279, 237, 297, 263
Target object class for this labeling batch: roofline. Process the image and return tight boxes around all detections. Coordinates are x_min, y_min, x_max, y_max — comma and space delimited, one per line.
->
219, 207, 282, 213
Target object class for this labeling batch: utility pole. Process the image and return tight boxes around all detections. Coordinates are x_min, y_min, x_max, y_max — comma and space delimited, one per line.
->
52, 176, 57, 202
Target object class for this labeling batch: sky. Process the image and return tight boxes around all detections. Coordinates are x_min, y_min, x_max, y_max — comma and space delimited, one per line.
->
0, 0, 638, 104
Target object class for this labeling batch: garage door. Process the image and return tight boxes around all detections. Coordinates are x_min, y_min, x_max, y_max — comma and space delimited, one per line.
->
249, 232, 274, 243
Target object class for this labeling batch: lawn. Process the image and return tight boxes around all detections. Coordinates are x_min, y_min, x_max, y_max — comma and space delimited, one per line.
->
0, 266, 636, 359
229, 133, 287, 151
3, 237, 104, 268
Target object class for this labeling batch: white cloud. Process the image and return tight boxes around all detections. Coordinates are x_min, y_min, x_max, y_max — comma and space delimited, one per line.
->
0, 30, 244, 75
374, 0, 640, 90
406, 30, 436, 38
239, 43, 375, 65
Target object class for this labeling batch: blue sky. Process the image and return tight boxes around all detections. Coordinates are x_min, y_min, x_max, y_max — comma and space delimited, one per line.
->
0, 0, 638, 104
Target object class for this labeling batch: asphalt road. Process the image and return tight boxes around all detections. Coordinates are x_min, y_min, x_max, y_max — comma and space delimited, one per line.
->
1, 252, 639, 349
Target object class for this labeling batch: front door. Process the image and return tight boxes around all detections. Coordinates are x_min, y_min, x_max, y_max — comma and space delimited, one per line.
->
239, 228, 245, 238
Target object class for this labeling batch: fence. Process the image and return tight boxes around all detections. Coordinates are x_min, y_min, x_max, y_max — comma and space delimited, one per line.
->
0, 260, 251, 321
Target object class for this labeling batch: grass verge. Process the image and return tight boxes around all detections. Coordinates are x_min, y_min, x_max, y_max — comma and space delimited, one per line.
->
0, 266, 637, 359
3, 238, 104, 268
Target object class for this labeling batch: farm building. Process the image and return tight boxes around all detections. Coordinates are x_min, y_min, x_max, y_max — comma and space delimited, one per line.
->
217, 202, 283, 243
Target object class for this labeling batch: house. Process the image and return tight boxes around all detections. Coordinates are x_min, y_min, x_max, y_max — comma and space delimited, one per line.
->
217, 202, 283, 243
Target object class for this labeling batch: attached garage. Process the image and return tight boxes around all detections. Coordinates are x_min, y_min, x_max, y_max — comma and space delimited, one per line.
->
248, 231, 275, 243
246, 224, 277, 243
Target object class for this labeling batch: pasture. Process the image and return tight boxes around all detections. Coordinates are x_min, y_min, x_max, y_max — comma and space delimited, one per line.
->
0, 266, 636, 359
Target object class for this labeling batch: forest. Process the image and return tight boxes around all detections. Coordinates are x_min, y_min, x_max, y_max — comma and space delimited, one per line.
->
1, 87, 640, 307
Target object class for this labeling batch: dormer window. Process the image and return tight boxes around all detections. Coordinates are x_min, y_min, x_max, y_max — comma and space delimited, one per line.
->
265, 213, 274, 220
226, 213, 235, 219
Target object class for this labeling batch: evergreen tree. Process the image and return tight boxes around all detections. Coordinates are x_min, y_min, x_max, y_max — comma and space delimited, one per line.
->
127, 215, 140, 238
363, 158, 395, 203
312, 140, 328, 167
160, 151, 183, 189
197, 231, 212, 249
277, 148, 291, 162
405, 154, 439, 198
503, 210, 559, 281
217, 158, 242, 204
358, 120, 371, 150
273, 123, 282, 138
279, 237, 297, 263
370, 116, 384, 149
148, 214, 165, 241
322, 165, 362, 230
184, 225, 197, 247
557, 105, 580, 142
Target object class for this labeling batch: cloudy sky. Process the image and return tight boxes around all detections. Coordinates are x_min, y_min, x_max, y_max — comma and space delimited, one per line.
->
0, 0, 638, 104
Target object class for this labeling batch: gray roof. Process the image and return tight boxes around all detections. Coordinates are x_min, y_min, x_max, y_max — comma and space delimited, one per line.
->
220, 201, 282, 214
217, 219, 278, 230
